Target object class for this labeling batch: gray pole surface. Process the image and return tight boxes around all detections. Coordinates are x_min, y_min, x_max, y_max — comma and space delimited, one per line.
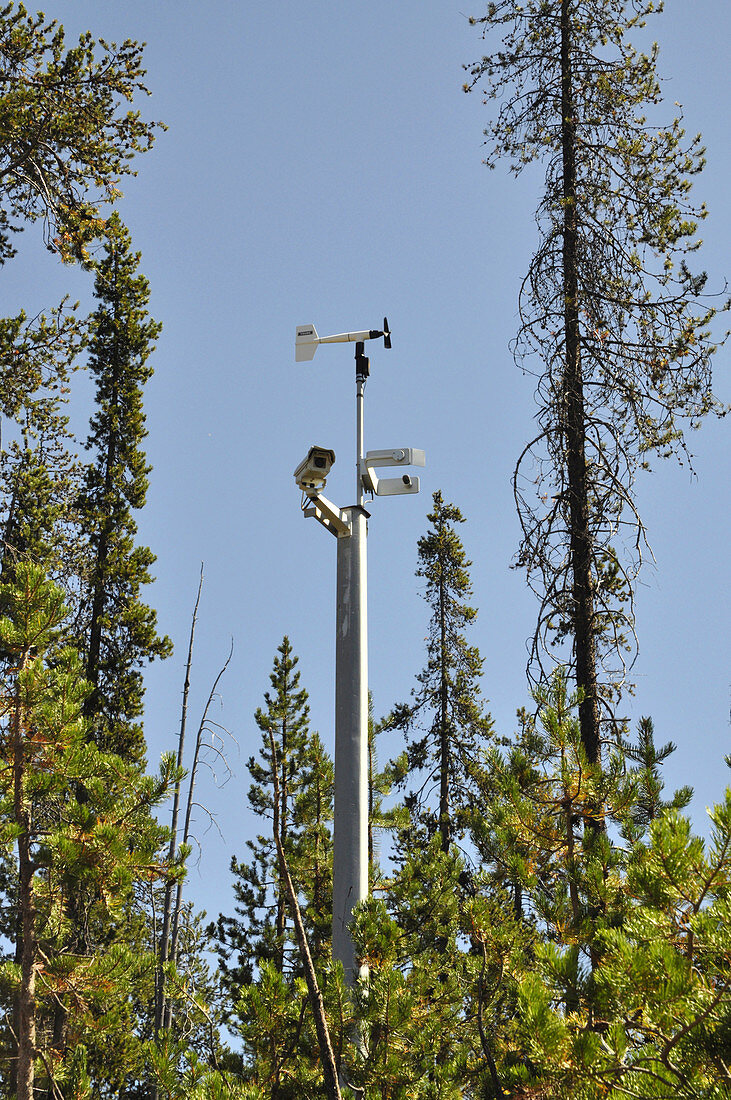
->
332, 361, 369, 983
332, 504, 368, 982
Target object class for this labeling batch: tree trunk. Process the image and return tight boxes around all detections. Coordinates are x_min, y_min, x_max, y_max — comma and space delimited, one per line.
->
85, 254, 121, 710
268, 729, 342, 1100
438, 533, 450, 852
368, 723, 374, 870
14, 652, 37, 1100
275, 674, 289, 970
163, 642, 232, 1031
560, 0, 600, 766
156, 566, 203, 1036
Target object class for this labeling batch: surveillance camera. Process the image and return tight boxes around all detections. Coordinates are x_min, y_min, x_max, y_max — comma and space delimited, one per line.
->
294, 445, 336, 492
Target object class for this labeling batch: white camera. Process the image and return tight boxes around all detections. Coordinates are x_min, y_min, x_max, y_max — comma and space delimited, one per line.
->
359, 447, 424, 496
294, 445, 336, 492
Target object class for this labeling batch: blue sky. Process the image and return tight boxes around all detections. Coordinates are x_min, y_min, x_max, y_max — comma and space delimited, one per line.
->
14, 1, 730, 921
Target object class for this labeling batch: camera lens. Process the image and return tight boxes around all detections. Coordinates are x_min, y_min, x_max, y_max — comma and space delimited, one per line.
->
314, 456, 326, 468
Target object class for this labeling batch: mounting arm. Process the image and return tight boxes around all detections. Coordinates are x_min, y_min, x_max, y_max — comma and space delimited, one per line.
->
302, 491, 352, 538
360, 447, 425, 497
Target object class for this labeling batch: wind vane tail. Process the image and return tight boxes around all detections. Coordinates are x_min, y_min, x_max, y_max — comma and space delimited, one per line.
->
295, 324, 319, 362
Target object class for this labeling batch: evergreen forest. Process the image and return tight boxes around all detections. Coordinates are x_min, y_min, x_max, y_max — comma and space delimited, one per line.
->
0, 2, 728, 1098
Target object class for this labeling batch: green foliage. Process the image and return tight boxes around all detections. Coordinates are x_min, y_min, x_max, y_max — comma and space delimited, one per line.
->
0, 6, 162, 605
353, 897, 454, 1098
0, 7, 181, 1093
77, 212, 172, 763
231, 960, 331, 1097
0, 301, 85, 606
147, 1035, 252, 1100
0, 1, 161, 264
290, 730, 334, 960
348, 844, 510, 1098
0, 561, 174, 1097
0, 5, 726, 1097
396, 491, 494, 853
620, 716, 693, 837
213, 638, 332, 993
144, 901, 228, 1096
213, 657, 730, 1100
0, 0, 162, 610
462, 670, 730, 1098
368, 697, 409, 881
510, 794, 731, 1097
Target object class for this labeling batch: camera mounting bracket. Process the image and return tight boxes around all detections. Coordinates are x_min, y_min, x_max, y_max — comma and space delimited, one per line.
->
359, 447, 425, 497
302, 490, 352, 538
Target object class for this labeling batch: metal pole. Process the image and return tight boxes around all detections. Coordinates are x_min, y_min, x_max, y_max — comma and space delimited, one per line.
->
331, 345, 370, 983
332, 507, 368, 982
356, 375, 365, 507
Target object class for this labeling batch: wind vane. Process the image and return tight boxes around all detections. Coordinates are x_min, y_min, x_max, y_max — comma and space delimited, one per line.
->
295, 317, 391, 362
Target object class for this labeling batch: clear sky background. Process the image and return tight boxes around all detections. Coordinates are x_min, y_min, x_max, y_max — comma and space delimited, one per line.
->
10, 1, 729, 924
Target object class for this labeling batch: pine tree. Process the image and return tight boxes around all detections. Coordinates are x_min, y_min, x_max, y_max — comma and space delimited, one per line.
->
397, 491, 493, 853
466, 0, 727, 762
1, 424, 76, 577
0, 324, 80, 572
512, 789, 731, 1097
0, 4, 161, 569
0, 1, 162, 603
289, 731, 334, 965
350, 883, 474, 1098
348, 837, 524, 1098
620, 715, 693, 838
213, 638, 331, 993
0, 12, 172, 1093
0, 4, 160, 265
0, 304, 86, 603
465, 669, 719, 1097
0, 561, 174, 1099
212, 639, 342, 1096
77, 213, 171, 764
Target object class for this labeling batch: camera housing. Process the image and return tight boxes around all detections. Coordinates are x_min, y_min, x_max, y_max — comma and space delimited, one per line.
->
294, 445, 336, 492
359, 447, 424, 496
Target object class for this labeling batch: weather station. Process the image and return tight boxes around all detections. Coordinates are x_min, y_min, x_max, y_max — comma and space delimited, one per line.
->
293, 318, 425, 983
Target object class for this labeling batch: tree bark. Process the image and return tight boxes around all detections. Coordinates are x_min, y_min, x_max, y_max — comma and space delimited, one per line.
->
560, 0, 600, 766
85, 250, 121, 710
268, 729, 343, 1100
156, 565, 203, 1036
438, 528, 450, 852
163, 641, 232, 1030
275, 664, 290, 971
14, 650, 37, 1100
